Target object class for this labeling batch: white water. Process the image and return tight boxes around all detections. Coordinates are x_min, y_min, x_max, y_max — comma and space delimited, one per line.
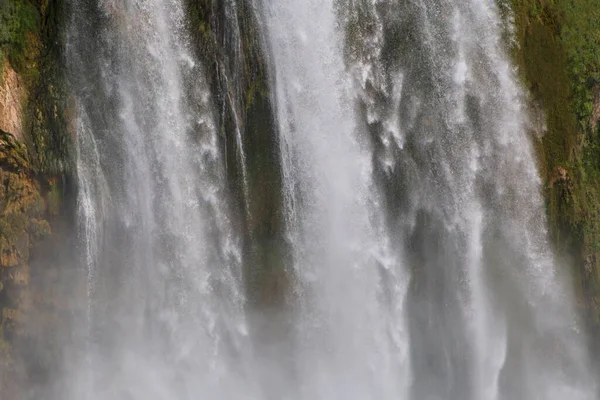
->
265, 0, 410, 398
67, 0, 252, 398
62, 0, 597, 398
264, 0, 595, 398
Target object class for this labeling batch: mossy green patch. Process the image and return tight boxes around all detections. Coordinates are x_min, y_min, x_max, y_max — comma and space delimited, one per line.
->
0, 0, 71, 174
0, 0, 40, 74
0, 0, 70, 393
505, 0, 600, 330
0, 129, 51, 269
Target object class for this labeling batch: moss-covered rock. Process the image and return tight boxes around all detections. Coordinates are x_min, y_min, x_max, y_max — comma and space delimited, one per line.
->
504, 0, 600, 342
185, 0, 291, 308
0, 0, 41, 75
1, 0, 71, 175
0, 0, 72, 393
0, 129, 53, 393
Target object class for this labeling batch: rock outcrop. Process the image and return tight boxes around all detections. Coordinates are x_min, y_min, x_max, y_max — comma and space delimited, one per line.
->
0, 0, 73, 395
0, 129, 50, 395
0, 61, 26, 141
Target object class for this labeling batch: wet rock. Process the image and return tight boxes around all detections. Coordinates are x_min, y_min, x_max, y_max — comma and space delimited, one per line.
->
0, 61, 26, 141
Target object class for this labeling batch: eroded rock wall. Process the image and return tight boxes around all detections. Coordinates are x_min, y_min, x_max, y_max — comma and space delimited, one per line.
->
0, 0, 73, 396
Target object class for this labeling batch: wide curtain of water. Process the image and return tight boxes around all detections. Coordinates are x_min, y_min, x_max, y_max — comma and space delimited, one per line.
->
59, 0, 597, 398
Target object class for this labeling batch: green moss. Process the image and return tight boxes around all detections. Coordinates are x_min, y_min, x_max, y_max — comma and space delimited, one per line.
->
0, 129, 50, 269
559, 0, 600, 124
0, 0, 40, 73
45, 181, 60, 216
0, 0, 71, 175
0, 0, 69, 392
505, 0, 600, 329
507, 0, 600, 125
28, 0, 71, 175
508, 0, 577, 168
185, 0, 215, 55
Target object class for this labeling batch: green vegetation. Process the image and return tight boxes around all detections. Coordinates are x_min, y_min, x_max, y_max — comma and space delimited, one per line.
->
0, 0, 40, 74
0, 0, 71, 174
505, 0, 600, 326
0, 129, 51, 393
0, 129, 50, 268
0, 1, 70, 390
560, 1, 600, 123
507, 0, 600, 124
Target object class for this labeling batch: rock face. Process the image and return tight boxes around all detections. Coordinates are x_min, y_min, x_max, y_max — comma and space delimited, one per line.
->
0, 0, 72, 396
0, 61, 26, 141
0, 137, 49, 270
0, 129, 50, 395
507, 0, 600, 353
0, 104, 69, 400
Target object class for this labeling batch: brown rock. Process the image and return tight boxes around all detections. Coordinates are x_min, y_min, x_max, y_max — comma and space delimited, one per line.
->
0, 60, 26, 141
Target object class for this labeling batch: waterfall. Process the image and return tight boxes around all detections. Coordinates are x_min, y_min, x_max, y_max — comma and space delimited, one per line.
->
263, 0, 595, 398
66, 0, 252, 398
264, 0, 410, 397
339, 0, 595, 398
59, 0, 597, 398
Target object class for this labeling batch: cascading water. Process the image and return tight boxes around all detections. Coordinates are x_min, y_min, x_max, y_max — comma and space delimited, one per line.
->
264, 0, 410, 398
66, 0, 254, 398
339, 1, 596, 398
58, 0, 597, 398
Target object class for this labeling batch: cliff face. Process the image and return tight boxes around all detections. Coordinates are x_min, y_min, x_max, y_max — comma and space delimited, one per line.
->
0, 61, 26, 141
0, 0, 72, 395
0, 128, 48, 395
502, 0, 600, 342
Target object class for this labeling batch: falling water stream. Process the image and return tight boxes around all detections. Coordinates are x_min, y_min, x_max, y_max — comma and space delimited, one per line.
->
67, 0, 252, 397
62, 0, 597, 398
